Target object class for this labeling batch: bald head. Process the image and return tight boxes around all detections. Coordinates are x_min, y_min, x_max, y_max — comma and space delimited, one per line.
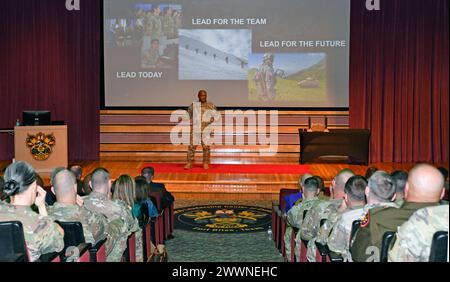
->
331, 169, 354, 199
53, 169, 77, 203
406, 164, 445, 203
335, 169, 354, 190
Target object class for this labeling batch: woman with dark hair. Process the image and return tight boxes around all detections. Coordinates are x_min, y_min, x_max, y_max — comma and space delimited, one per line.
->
0, 161, 64, 261
133, 176, 158, 219
111, 174, 143, 262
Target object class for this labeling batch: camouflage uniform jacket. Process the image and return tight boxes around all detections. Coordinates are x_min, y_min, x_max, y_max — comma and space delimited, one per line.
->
187, 102, 217, 122
350, 201, 438, 262
0, 203, 64, 262
388, 204, 449, 262
147, 14, 162, 39
144, 48, 160, 66
162, 14, 176, 38
48, 202, 107, 245
300, 199, 343, 241
83, 192, 140, 262
327, 202, 399, 260
286, 197, 321, 229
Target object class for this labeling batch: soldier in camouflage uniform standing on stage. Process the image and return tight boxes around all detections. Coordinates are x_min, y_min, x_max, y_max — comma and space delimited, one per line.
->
48, 169, 107, 246
254, 53, 277, 101
83, 168, 140, 262
388, 205, 449, 262
184, 90, 218, 170
0, 161, 64, 262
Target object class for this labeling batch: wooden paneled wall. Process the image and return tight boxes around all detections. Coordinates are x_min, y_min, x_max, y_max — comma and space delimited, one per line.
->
100, 110, 349, 163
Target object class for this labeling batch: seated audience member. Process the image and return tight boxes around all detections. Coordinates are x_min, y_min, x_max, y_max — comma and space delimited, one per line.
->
133, 176, 158, 219
284, 176, 321, 261
48, 169, 107, 245
301, 169, 354, 261
328, 170, 399, 260
365, 167, 378, 180
326, 176, 367, 260
0, 162, 64, 261
351, 164, 446, 262
111, 175, 142, 262
388, 204, 449, 262
82, 173, 93, 196
391, 170, 408, 206
69, 165, 85, 196
45, 167, 65, 206
83, 168, 138, 262
141, 166, 174, 211
284, 173, 312, 213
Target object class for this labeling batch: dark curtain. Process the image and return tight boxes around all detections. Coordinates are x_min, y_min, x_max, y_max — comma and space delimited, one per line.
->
350, 0, 449, 163
0, 0, 100, 161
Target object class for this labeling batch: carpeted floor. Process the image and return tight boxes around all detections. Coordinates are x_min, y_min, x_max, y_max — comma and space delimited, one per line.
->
165, 200, 283, 262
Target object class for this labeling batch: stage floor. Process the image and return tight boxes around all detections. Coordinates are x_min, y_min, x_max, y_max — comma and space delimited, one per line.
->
3, 161, 443, 201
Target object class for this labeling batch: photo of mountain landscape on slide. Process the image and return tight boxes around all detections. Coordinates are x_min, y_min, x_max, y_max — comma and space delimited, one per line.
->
178, 29, 251, 80
248, 53, 327, 102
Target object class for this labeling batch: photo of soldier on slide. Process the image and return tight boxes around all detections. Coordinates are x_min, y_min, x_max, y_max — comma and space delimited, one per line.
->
249, 53, 327, 103
104, 2, 182, 69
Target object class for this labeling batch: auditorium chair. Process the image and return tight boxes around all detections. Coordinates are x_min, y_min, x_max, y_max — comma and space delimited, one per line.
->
54, 221, 95, 262
55, 221, 107, 262
380, 231, 396, 262
122, 232, 137, 262
139, 203, 153, 262
0, 221, 60, 262
272, 188, 298, 250
429, 231, 448, 262
350, 220, 361, 246
315, 219, 330, 262
148, 192, 167, 244
289, 227, 298, 262
299, 210, 309, 262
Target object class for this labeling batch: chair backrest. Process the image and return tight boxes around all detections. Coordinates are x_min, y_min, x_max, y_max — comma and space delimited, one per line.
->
55, 221, 86, 248
350, 220, 361, 245
380, 231, 396, 262
55, 221, 86, 261
137, 203, 149, 228
89, 238, 107, 262
123, 232, 137, 262
429, 231, 448, 262
148, 192, 162, 211
0, 221, 29, 262
279, 189, 298, 212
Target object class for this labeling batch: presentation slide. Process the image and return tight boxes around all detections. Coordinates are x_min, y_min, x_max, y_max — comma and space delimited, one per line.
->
103, 0, 350, 108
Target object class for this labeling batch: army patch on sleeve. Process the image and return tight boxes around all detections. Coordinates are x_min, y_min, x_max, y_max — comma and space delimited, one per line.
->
360, 212, 370, 228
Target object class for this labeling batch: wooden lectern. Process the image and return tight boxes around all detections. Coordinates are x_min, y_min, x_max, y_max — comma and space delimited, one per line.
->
14, 125, 68, 174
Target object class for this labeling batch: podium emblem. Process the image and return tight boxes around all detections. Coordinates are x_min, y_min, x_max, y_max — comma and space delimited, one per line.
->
26, 132, 56, 161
